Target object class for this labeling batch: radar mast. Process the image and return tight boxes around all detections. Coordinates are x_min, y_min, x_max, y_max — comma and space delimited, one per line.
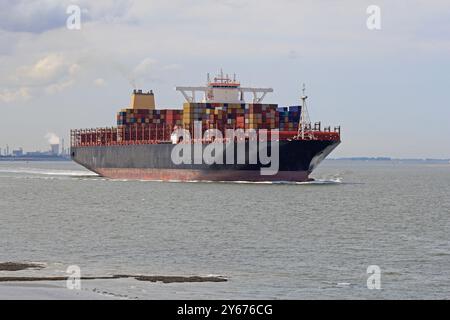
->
298, 84, 312, 139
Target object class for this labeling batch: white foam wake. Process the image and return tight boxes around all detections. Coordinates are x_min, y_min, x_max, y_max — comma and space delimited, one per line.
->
0, 168, 98, 177
297, 177, 343, 185
116, 177, 344, 185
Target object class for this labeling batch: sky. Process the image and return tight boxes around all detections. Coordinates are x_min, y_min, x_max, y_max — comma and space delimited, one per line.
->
0, 0, 449, 158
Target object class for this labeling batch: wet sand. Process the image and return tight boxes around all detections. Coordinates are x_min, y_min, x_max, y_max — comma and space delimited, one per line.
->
0, 262, 44, 271
0, 261, 227, 299
0, 274, 227, 283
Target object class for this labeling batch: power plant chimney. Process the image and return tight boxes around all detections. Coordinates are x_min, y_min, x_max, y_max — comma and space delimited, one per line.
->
51, 144, 59, 155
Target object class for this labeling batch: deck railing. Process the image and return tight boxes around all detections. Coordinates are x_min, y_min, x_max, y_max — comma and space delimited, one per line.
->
70, 123, 340, 147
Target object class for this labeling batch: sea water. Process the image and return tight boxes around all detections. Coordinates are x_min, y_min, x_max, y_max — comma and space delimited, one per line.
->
0, 160, 449, 299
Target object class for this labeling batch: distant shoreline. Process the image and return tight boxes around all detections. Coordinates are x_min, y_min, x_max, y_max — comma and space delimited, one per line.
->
328, 157, 450, 163
0, 156, 70, 161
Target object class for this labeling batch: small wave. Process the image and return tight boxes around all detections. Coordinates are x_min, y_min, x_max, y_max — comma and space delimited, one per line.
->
430, 251, 450, 257
211, 178, 343, 185
111, 178, 344, 185
0, 168, 98, 177
128, 178, 343, 185
297, 178, 343, 185
336, 282, 352, 287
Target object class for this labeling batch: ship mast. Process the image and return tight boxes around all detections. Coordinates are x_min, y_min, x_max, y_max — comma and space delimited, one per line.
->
298, 84, 312, 139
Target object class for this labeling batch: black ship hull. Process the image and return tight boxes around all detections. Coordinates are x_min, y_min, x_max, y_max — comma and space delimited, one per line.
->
71, 140, 340, 182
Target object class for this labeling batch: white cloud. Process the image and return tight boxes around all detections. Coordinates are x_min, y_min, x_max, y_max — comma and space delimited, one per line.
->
132, 58, 157, 78
93, 78, 106, 86
45, 79, 74, 94
127, 58, 177, 88
68, 63, 80, 75
0, 1, 448, 99
19, 53, 67, 81
0, 87, 31, 103
0, 53, 81, 101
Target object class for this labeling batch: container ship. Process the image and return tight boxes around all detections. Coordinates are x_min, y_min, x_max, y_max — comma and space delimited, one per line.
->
70, 71, 341, 182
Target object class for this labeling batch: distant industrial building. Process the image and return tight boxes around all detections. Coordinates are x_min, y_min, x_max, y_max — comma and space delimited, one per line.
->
12, 148, 24, 157
50, 144, 59, 155
0, 139, 70, 161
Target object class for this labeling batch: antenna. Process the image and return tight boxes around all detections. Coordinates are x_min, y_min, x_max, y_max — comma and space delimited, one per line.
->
298, 83, 312, 139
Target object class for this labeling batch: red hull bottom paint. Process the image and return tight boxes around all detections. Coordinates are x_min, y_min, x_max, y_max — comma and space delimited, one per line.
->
95, 168, 310, 182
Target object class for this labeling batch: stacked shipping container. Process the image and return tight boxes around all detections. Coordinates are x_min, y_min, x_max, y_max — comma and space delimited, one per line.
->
117, 104, 302, 139
182, 103, 247, 130
116, 108, 182, 142
117, 108, 183, 126
182, 103, 294, 131
246, 104, 279, 130
278, 106, 301, 131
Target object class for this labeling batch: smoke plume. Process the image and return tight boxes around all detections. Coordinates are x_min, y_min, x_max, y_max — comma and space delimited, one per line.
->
45, 132, 60, 145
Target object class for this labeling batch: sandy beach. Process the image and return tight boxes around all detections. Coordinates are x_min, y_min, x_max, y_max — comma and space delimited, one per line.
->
0, 261, 228, 300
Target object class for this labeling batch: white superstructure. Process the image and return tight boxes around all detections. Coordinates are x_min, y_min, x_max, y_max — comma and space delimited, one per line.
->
176, 70, 273, 104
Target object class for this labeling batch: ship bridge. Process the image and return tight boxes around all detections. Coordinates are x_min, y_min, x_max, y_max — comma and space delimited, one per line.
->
176, 70, 273, 104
